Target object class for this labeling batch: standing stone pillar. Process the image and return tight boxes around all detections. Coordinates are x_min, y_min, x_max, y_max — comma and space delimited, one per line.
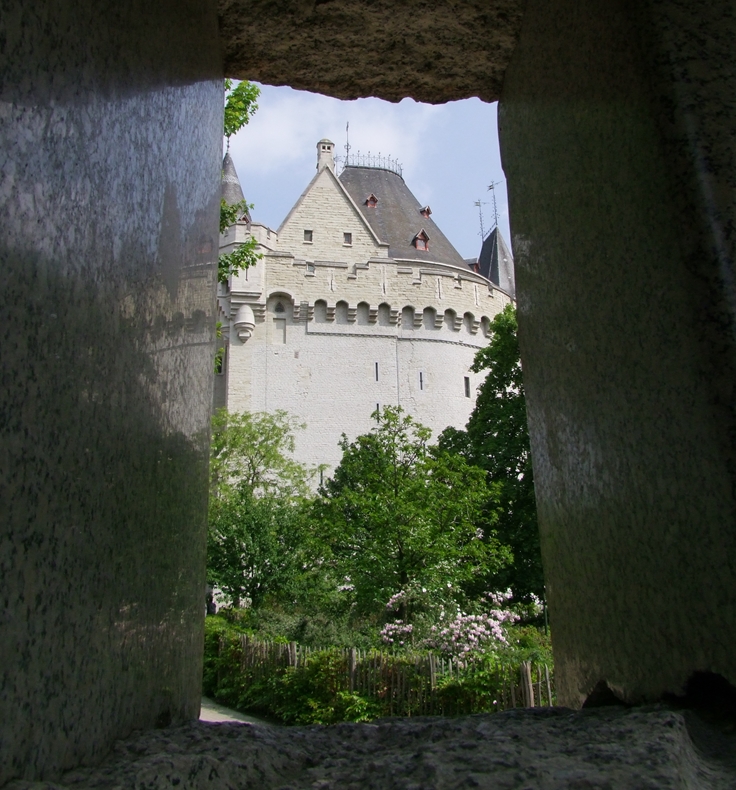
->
0, 1, 222, 782
499, 0, 736, 706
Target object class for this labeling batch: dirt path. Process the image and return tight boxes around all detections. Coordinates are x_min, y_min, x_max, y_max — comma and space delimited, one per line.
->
199, 696, 272, 726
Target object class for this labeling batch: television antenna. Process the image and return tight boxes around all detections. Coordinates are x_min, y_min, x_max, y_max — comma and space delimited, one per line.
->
487, 181, 501, 229
474, 199, 490, 240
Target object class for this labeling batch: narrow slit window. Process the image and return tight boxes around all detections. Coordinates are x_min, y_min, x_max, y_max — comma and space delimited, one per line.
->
304, 229, 313, 243
464, 376, 471, 398
419, 371, 424, 391
375, 362, 379, 381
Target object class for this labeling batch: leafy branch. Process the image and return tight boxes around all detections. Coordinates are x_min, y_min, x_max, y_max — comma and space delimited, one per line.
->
218, 235, 261, 284
219, 79, 263, 284
224, 79, 260, 140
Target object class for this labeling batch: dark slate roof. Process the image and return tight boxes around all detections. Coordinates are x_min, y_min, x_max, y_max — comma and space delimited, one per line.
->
221, 153, 250, 221
339, 166, 466, 267
477, 226, 515, 297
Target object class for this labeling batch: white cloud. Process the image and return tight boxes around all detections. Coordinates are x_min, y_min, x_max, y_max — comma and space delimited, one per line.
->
231, 87, 441, 177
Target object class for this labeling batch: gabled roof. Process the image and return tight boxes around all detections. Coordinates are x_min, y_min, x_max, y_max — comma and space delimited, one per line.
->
339, 166, 466, 266
477, 226, 515, 297
277, 165, 385, 247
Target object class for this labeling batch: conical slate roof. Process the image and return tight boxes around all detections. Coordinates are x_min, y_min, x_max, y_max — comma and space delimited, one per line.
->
221, 153, 250, 221
477, 226, 515, 297
339, 166, 466, 267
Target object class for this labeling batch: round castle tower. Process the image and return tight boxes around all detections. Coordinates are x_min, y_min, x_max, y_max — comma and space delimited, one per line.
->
217, 142, 514, 476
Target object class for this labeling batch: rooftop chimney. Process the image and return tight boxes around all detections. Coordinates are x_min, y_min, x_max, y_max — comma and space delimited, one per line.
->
316, 138, 335, 173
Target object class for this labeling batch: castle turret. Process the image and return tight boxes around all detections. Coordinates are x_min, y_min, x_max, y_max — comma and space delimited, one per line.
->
476, 226, 515, 298
316, 138, 335, 173
221, 151, 250, 222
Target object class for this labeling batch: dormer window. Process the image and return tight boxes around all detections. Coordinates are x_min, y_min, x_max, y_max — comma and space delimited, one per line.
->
413, 229, 430, 252
365, 193, 378, 208
420, 205, 432, 218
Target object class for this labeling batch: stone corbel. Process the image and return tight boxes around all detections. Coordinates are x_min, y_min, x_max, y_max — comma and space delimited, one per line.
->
413, 310, 424, 329
368, 306, 378, 324
293, 301, 313, 322
326, 305, 336, 322
389, 308, 400, 325
347, 305, 357, 323
233, 304, 256, 342
445, 312, 462, 331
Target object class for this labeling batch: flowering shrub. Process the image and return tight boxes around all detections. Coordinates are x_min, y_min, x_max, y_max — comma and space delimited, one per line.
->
380, 620, 414, 646
422, 590, 518, 667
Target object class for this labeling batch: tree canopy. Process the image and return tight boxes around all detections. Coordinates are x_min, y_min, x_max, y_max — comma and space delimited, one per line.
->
314, 407, 510, 623
440, 304, 544, 601
207, 409, 315, 608
209, 408, 313, 500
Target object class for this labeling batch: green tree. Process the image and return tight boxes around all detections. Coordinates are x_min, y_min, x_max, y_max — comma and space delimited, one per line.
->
314, 407, 510, 623
208, 409, 315, 608
210, 408, 314, 500
208, 489, 307, 609
440, 304, 544, 601
219, 79, 262, 284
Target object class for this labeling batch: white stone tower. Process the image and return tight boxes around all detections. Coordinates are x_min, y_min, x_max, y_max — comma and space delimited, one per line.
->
217, 142, 513, 476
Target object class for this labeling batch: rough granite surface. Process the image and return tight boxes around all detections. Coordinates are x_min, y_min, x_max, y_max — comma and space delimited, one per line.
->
218, 0, 525, 103
0, 1, 222, 784
498, 0, 736, 707
5, 707, 736, 789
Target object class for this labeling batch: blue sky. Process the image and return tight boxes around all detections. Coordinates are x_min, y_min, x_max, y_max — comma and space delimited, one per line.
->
226, 84, 511, 261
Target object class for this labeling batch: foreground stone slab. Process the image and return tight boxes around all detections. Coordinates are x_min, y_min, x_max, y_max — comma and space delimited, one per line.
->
7, 706, 735, 789
218, 0, 525, 103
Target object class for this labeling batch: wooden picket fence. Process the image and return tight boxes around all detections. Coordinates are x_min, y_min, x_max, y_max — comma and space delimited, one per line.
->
223, 634, 554, 717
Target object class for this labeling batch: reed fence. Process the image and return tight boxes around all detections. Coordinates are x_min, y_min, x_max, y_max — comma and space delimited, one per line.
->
219, 634, 554, 718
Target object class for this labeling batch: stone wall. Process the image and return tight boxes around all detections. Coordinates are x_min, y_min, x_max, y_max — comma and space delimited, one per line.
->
0, 0, 222, 784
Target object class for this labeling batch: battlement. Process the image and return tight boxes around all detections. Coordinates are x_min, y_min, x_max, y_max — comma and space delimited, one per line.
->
227, 251, 511, 340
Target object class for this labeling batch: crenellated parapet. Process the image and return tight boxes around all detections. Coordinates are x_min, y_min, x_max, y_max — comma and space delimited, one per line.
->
224, 248, 512, 344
